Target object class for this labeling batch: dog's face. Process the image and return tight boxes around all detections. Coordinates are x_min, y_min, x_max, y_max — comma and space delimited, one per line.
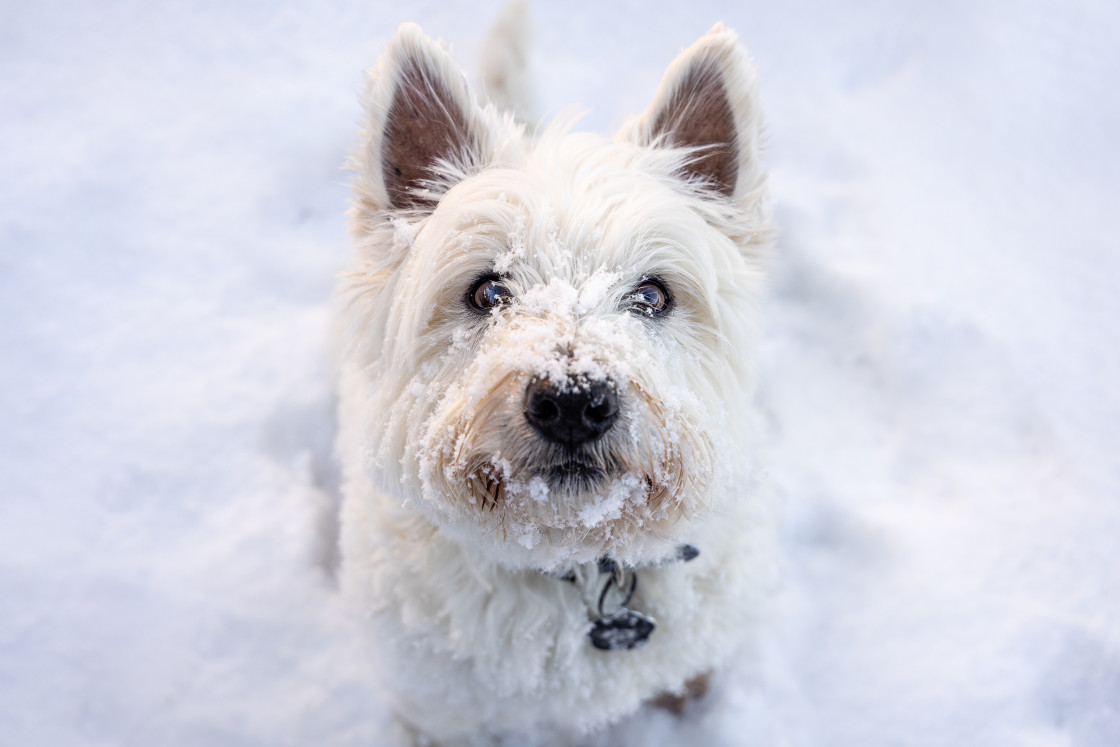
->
340, 24, 773, 568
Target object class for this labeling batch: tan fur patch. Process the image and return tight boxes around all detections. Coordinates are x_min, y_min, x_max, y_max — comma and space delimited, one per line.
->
651, 670, 713, 715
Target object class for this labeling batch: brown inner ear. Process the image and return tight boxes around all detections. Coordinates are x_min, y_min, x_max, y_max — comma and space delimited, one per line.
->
651, 61, 738, 197
382, 60, 474, 210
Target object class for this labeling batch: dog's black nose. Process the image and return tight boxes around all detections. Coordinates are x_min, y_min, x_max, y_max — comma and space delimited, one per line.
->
524, 378, 619, 446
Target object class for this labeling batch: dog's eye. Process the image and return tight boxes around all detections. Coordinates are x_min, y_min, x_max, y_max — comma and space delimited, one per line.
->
629, 280, 670, 316
469, 276, 512, 311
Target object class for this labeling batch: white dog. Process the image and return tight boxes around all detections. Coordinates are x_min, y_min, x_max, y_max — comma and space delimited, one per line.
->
335, 14, 775, 745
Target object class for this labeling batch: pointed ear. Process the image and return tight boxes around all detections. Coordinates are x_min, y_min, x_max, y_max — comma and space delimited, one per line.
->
354, 24, 491, 215
620, 24, 765, 202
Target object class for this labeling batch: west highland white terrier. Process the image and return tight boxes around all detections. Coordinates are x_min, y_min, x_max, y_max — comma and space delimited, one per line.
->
335, 11, 776, 744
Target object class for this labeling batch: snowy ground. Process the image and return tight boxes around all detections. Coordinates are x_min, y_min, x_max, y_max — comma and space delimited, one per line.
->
2, 1, 1119, 745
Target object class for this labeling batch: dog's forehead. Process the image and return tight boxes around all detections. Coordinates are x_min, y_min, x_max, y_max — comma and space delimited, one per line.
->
424, 141, 719, 286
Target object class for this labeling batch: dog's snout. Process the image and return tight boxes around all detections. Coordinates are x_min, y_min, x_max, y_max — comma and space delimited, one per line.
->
524, 378, 619, 446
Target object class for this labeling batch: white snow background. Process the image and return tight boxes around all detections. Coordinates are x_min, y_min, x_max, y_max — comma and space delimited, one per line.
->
2, 0, 1118, 745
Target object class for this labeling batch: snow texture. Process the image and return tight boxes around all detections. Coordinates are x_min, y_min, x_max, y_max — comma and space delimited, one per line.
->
2, 1, 1118, 745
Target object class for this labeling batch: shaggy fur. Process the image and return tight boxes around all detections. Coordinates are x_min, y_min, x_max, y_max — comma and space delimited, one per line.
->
335, 18, 775, 745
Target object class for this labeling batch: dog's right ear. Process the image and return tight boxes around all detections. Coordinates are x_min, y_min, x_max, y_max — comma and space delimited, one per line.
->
353, 24, 491, 217
619, 24, 766, 207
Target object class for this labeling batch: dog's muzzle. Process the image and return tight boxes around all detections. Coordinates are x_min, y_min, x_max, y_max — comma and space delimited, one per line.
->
523, 377, 618, 447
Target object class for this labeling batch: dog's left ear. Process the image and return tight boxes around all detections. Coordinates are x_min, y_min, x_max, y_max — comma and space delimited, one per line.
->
353, 24, 496, 219
619, 24, 765, 204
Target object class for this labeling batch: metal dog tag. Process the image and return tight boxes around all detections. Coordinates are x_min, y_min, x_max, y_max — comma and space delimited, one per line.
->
589, 610, 656, 651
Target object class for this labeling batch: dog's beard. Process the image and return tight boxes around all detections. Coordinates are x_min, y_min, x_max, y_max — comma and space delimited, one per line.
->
420, 372, 713, 557
517, 419, 622, 490
542, 453, 613, 494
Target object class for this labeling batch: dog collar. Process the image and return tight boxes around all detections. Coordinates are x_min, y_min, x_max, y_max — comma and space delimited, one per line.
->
546, 544, 699, 652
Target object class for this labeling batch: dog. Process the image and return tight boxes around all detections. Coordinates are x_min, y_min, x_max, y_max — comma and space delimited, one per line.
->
335, 13, 776, 745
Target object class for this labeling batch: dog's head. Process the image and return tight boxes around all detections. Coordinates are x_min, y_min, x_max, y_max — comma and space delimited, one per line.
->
340, 23, 773, 568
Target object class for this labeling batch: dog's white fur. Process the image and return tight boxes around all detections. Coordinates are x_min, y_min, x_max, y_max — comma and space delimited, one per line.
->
336, 18, 775, 745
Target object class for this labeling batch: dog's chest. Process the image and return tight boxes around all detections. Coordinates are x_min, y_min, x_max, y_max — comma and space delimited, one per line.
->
366, 507, 719, 671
